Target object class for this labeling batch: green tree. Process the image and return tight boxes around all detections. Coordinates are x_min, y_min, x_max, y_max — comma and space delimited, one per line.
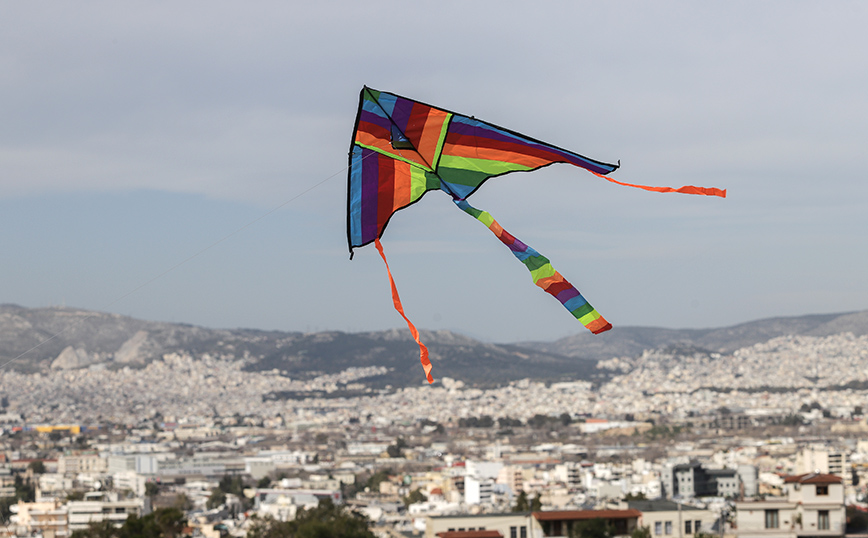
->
402, 488, 426, 507
364, 469, 392, 492
116, 507, 186, 538
631, 526, 652, 538
512, 491, 530, 512
28, 460, 46, 474
530, 493, 542, 512
257, 476, 272, 488
0, 497, 16, 525
145, 482, 160, 498
206, 489, 227, 509
624, 492, 647, 501
570, 518, 613, 538
70, 520, 117, 538
247, 498, 374, 538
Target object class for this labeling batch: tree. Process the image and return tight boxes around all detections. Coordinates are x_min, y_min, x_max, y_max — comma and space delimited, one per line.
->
624, 492, 647, 501
570, 518, 613, 538
530, 493, 542, 512
70, 520, 117, 538
257, 476, 272, 488
206, 489, 226, 509
247, 498, 374, 538
631, 526, 652, 538
402, 488, 426, 507
28, 460, 46, 474
145, 482, 160, 498
512, 491, 530, 512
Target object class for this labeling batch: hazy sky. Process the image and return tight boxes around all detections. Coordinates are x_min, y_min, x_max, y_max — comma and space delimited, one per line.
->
2, 2, 867, 343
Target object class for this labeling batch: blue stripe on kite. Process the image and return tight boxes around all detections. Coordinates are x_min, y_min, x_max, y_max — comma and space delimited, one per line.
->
374, 92, 397, 117
563, 295, 588, 311
440, 180, 476, 200
349, 147, 364, 247
510, 249, 533, 262
361, 101, 389, 120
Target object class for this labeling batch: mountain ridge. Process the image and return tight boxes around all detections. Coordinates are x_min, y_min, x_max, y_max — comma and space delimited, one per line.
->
2, 304, 867, 386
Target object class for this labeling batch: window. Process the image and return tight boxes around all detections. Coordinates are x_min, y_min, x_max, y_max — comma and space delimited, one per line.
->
685, 521, 692, 534
695, 520, 702, 533
765, 510, 779, 529
816, 485, 829, 496
819, 510, 830, 530
665, 521, 673, 535
510, 527, 517, 538
521, 528, 527, 538
655, 522, 663, 535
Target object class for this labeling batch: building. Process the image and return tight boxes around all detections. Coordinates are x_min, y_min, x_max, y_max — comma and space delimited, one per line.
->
66, 492, 146, 532
627, 500, 717, 538
427, 509, 641, 538
663, 461, 742, 498
12, 499, 68, 538
734, 473, 845, 538
796, 448, 851, 486
57, 451, 107, 475
427, 512, 537, 538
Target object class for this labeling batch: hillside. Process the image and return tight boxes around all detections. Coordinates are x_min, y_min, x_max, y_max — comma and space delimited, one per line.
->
0, 304, 596, 386
528, 310, 868, 361
2, 304, 867, 387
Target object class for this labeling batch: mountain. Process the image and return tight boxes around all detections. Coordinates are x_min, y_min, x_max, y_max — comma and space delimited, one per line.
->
2, 304, 867, 387
0, 304, 596, 386
528, 310, 868, 361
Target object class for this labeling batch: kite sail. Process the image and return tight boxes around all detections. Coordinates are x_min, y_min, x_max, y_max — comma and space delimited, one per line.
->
348, 86, 725, 383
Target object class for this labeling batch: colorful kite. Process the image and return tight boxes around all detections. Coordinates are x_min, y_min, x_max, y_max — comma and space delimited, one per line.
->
348, 86, 725, 383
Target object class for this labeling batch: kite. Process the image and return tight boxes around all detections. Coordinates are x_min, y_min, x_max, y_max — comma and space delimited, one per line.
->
348, 86, 725, 383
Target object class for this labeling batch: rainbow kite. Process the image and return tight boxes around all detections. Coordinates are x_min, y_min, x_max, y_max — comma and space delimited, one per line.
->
348, 87, 725, 383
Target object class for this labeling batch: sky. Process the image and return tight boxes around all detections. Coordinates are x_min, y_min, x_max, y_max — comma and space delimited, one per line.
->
1, 2, 867, 343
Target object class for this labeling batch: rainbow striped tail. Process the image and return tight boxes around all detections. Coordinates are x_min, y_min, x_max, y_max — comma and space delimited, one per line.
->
453, 199, 612, 335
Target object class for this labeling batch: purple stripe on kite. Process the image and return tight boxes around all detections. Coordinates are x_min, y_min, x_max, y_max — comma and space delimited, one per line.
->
359, 109, 390, 129
360, 102, 389, 120
360, 149, 380, 243
390, 97, 415, 133
557, 287, 580, 304
563, 295, 588, 312
449, 117, 617, 174
511, 238, 529, 253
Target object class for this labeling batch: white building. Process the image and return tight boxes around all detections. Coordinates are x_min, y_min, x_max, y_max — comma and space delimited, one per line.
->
735, 473, 845, 538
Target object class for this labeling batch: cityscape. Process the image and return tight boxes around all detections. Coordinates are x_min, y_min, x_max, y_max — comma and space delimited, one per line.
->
2, 308, 868, 538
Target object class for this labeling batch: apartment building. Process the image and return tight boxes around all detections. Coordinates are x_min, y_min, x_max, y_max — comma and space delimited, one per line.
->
735, 473, 845, 538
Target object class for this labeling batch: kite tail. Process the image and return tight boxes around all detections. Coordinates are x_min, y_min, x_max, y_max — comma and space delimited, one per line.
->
374, 238, 434, 383
453, 199, 612, 335
592, 171, 727, 198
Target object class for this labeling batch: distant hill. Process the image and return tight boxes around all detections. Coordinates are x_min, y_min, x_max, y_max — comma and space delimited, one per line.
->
1, 304, 866, 386
0, 304, 596, 386
527, 310, 868, 361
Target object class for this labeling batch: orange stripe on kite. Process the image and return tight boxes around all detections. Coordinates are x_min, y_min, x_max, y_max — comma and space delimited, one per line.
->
535, 272, 565, 290
586, 317, 613, 334
443, 143, 554, 169
392, 160, 412, 211
375, 238, 434, 384
592, 171, 727, 198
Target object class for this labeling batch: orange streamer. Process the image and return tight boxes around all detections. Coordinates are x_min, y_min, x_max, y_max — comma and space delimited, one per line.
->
374, 238, 434, 383
592, 171, 727, 198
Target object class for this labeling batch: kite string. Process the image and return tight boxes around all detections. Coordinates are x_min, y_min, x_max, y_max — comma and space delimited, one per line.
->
1, 158, 367, 372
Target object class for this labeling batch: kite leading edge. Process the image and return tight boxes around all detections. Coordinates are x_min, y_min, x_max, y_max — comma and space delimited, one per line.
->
348, 86, 726, 383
